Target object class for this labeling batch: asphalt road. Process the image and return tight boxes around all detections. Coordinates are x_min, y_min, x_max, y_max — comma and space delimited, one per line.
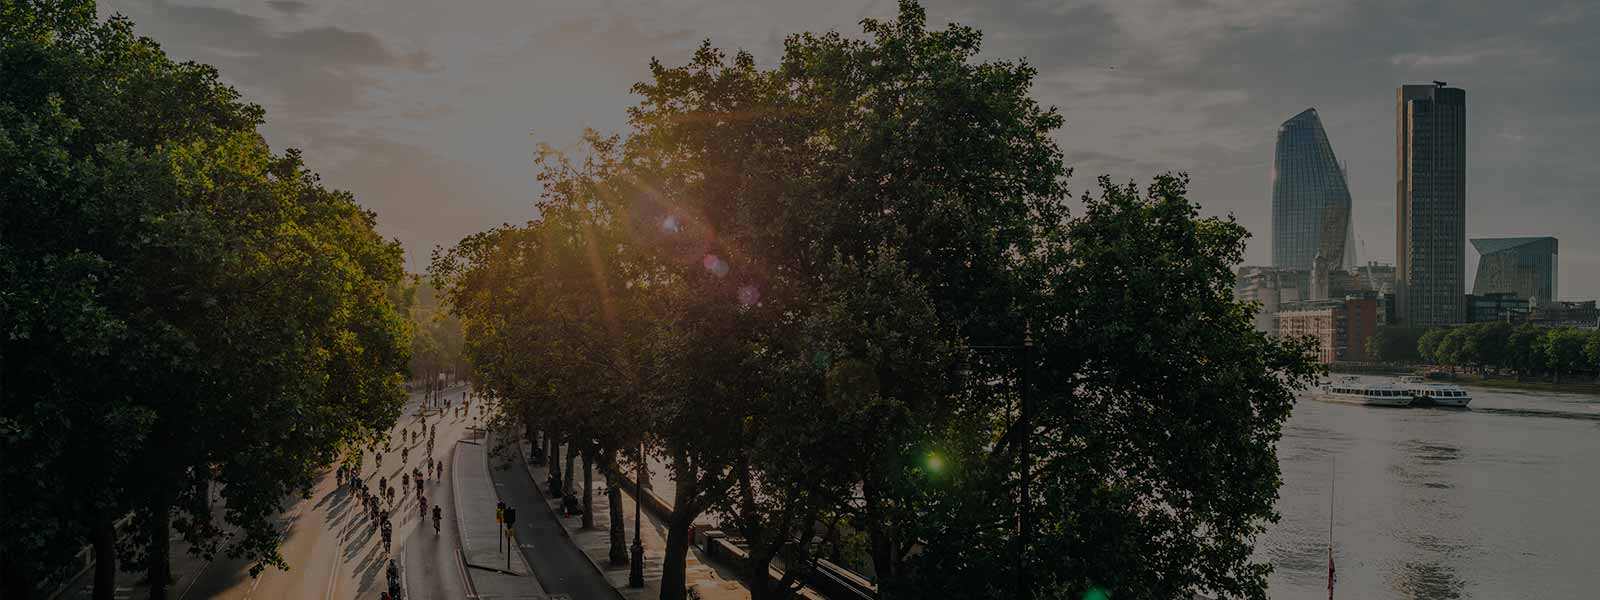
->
486, 434, 620, 599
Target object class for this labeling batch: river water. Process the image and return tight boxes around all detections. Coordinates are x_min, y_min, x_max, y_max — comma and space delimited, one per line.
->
1260, 376, 1600, 599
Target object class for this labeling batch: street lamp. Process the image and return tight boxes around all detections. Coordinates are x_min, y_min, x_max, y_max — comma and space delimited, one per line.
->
629, 439, 646, 588
963, 321, 1034, 600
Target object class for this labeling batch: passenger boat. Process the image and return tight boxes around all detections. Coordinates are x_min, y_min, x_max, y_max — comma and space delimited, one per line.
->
1398, 376, 1472, 407
1315, 377, 1414, 407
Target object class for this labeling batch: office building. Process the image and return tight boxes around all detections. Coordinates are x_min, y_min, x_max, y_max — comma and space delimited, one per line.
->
1472, 237, 1558, 305
1466, 292, 1532, 323
1529, 301, 1598, 329
1273, 108, 1355, 271
1354, 261, 1395, 294
1236, 266, 1308, 334
1396, 82, 1467, 327
1277, 297, 1379, 364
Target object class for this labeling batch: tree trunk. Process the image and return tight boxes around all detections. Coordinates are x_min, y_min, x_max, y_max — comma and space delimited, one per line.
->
563, 439, 578, 496
660, 508, 696, 600
607, 450, 628, 566
659, 453, 699, 600
147, 492, 172, 600
581, 445, 595, 529
1, 552, 34, 600
863, 478, 895, 582
547, 433, 562, 497
92, 516, 117, 600
746, 546, 778, 600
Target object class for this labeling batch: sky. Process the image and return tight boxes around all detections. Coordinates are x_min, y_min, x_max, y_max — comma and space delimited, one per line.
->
99, 0, 1600, 299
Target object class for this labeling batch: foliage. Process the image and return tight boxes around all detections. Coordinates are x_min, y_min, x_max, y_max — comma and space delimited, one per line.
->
0, 2, 410, 596
1414, 322, 1600, 381
434, 5, 1320, 600
1366, 326, 1425, 363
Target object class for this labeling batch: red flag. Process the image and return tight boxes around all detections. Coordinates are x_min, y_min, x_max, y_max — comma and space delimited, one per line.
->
1327, 546, 1336, 599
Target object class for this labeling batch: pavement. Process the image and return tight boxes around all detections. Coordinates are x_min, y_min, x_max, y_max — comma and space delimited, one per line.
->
59, 384, 482, 600
450, 430, 547, 598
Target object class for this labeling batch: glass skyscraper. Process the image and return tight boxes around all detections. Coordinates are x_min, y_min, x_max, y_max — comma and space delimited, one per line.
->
1397, 83, 1467, 327
1472, 237, 1558, 304
1272, 108, 1354, 271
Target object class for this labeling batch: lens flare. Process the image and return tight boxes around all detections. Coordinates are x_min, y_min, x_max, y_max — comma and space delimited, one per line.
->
737, 285, 761, 307
703, 254, 730, 277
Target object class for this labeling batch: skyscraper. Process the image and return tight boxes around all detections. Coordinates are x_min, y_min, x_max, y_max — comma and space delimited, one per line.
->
1396, 82, 1467, 327
1272, 108, 1355, 271
1472, 237, 1558, 304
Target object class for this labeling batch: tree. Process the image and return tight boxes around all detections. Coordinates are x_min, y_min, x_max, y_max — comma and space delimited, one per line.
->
1, 3, 410, 598
1507, 324, 1544, 380
1366, 326, 1425, 364
437, 3, 1322, 599
1542, 328, 1588, 384
1417, 328, 1449, 365
1586, 332, 1600, 382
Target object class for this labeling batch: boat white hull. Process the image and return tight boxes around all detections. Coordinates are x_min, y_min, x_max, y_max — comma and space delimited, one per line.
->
1315, 392, 1413, 407
1416, 395, 1471, 408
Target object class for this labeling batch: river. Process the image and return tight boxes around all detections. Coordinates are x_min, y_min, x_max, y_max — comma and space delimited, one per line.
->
1260, 376, 1600, 599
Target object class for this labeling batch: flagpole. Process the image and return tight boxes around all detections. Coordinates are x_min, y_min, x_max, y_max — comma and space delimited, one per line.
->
1328, 457, 1335, 600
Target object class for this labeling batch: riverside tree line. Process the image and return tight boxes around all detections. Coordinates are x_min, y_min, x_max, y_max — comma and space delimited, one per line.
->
1, 2, 414, 598
1368, 323, 1600, 383
430, 3, 1322, 600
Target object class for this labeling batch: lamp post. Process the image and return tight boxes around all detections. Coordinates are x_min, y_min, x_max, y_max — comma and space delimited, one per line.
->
965, 321, 1034, 600
629, 439, 646, 588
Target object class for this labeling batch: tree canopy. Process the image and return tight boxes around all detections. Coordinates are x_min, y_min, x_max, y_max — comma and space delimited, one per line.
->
1, 2, 411, 597
432, 3, 1321, 600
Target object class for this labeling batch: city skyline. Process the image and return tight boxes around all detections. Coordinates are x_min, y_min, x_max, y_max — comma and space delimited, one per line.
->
97, 0, 1600, 299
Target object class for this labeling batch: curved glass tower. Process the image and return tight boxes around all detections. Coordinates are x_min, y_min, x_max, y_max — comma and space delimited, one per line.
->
1271, 108, 1355, 271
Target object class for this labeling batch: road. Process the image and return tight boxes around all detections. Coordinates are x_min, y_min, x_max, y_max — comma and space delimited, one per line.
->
487, 433, 620, 599
67, 385, 482, 600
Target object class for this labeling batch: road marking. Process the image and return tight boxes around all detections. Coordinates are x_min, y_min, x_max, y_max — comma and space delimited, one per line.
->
323, 526, 339, 600
175, 555, 211, 600
455, 549, 478, 599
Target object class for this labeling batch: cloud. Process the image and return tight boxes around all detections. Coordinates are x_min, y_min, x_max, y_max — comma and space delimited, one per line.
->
102, 0, 433, 118
1391, 49, 1504, 68
265, 1, 309, 16
99, 0, 1600, 298
1535, 3, 1588, 26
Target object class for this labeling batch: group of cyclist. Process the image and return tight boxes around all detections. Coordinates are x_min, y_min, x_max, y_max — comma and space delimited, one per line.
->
330, 389, 475, 599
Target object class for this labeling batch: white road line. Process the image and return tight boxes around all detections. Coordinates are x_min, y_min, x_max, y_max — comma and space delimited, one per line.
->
175, 557, 211, 600
323, 528, 339, 600
455, 549, 478, 599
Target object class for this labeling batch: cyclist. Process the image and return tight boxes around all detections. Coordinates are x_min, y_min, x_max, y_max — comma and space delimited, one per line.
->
432, 504, 442, 534
434, 458, 442, 481
380, 516, 392, 554
418, 494, 428, 520
401, 447, 409, 464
